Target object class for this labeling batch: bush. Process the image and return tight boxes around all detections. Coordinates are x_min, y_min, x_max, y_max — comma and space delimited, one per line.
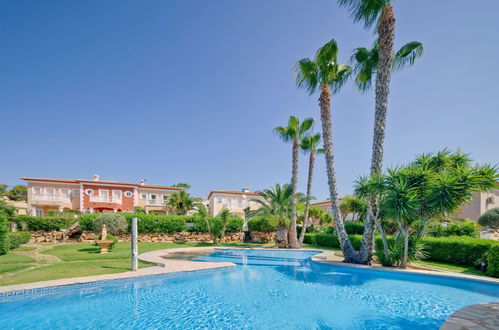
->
427, 220, 479, 237
93, 214, 128, 235
134, 215, 187, 233
421, 236, 498, 266
248, 217, 276, 232
79, 214, 100, 231
486, 245, 499, 278
344, 221, 365, 235
0, 215, 8, 255
226, 217, 244, 232
308, 233, 363, 250
478, 208, 499, 230
303, 233, 316, 244
6, 231, 31, 250
11, 216, 76, 231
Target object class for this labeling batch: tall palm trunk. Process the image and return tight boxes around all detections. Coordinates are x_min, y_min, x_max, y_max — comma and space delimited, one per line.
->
319, 84, 359, 262
358, 4, 396, 264
298, 151, 315, 246
288, 138, 300, 248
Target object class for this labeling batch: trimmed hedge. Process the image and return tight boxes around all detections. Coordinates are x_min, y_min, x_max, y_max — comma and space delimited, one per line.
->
486, 245, 499, 278
427, 220, 479, 238
0, 215, 8, 255
344, 222, 365, 235
375, 235, 498, 267
305, 233, 363, 250
248, 217, 276, 232
81, 213, 243, 234
11, 215, 76, 231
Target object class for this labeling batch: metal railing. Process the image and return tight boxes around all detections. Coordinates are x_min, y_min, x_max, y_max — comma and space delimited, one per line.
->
90, 196, 122, 203
32, 194, 70, 202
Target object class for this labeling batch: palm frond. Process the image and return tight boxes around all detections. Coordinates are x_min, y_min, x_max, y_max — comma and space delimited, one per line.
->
393, 41, 424, 71
295, 58, 319, 95
337, 0, 389, 28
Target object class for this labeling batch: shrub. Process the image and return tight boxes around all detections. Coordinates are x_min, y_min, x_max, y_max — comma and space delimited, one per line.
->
134, 215, 187, 233
421, 236, 498, 266
93, 214, 128, 235
478, 208, 499, 230
310, 233, 363, 250
303, 233, 316, 244
0, 215, 8, 255
248, 217, 277, 232
11, 216, 76, 231
6, 231, 31, 250
226, 217, 244, 232
344, 221, 365, 235
486, 245, 499, 278
187, 216, 208, 232
427, 220, 479, 237
79, 214, 100, 231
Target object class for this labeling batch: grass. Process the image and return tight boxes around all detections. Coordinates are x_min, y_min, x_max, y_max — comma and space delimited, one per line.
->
0, 241, 272, 286
414, 260, 485, 276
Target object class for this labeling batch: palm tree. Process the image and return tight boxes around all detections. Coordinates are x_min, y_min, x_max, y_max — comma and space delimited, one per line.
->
274, 116, 313, 248
295, 39, 361, 262
338, 0, 421, 264
252, 183, 304, 247
351, 40, 423, 91
165, 190, 200, 215
298, 133, 323, 246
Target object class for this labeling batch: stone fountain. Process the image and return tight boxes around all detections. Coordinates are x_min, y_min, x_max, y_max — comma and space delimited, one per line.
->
95, 225, 113, 254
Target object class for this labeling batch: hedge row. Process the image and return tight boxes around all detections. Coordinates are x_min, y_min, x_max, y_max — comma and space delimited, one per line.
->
78, 213, 244, 233
427, 220, 480, 238
11, 215, 76, 231
304, 233, 364, 250
248, 217, 276, 232
486, 246, 499, 277
0, 215, 31, 255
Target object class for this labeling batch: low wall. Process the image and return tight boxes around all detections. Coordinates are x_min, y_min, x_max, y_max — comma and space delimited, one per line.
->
29, 230, 275, 244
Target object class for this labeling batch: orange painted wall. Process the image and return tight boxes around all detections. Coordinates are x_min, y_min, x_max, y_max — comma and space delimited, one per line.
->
82, 184, 135, 211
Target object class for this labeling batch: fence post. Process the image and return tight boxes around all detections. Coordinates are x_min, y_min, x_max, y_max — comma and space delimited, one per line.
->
131, 217, 138, 271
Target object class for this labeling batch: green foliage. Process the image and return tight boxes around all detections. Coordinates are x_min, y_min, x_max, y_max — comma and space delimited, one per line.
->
248, 217, 277, 232
79, 214, 100, 231
171, 183, 191, 189
427, 220, 479, 238
0, 215, 8, 255
132, 214, 186, 233
344, 221, 365, 235
12, 215, 75, 231
133, 206, 146, 214
165, 190, 199, 215
376, 236, 428, 267
478, 208, 499, 230
422, 236, 497, 266
251, 183, 304, 226
93, 214, 128, 235
225, 217, 243, 232
6, 231, 31, 250
7, 185, 27, 201
0, 200, 17, 217
339, 196, 367, 221
309, 233, 363, 250
486, 245, 499, 278
303, 233, 316, 244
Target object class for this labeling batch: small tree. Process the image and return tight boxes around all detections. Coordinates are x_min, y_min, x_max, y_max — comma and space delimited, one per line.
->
7, 185, 27, 201
0, 200, 17, 217
197, 204, 230, 245
134, 206, 146, 214
166, 191, 199, 215
93, 213, 128, 235
478, 208, 499, 230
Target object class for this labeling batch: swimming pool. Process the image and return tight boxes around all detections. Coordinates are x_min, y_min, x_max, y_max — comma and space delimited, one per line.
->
1, 249, 498, 329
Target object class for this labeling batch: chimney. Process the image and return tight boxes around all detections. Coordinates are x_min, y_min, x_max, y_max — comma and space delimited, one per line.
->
93, 174, 100, 181
242, 187, 250, 193
140, 179, 145, 185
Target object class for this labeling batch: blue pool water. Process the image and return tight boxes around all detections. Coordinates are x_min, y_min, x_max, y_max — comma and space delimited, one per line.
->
1, 249, 498, 329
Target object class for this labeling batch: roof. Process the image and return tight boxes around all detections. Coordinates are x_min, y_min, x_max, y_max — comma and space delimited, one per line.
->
21, 177, 182, 191
207, 190, 260, 200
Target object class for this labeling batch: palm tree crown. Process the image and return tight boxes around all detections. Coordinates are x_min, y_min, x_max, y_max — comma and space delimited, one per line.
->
295, 39, 352, 95
299, 133, 323, 154
351, 40, 423, 91
274, 116, 314, 143
337, 0, 392, 28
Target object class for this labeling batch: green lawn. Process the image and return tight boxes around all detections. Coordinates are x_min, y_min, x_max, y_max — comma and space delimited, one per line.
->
414, 260, 485, 276
0, 242, 271, 286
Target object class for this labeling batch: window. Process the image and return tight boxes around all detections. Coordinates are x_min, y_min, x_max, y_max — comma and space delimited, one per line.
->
45, 188, 54, 196
162, 195, 168, 202
227, 199, 232, 208
150, 194, 157, 200
217, 197, 223, 203
73, 189, 81, 197
140, 193, 147, 200
238, 199, 243, 208
85, 189, 94, 196
35, 208, 43, 217
33, 187, 42, 194
124, 191, 133, 198
99, 189, 109, 197
113, 190, 122, 199
60, 189, 70, 198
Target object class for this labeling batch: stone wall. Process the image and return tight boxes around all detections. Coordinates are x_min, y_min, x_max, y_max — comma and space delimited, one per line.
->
29, 230, 275, 244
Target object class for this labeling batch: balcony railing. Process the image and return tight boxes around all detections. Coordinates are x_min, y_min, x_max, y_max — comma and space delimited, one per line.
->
32, 194, 70, 202
147, 199, 164, 206
90, 196, 122, 204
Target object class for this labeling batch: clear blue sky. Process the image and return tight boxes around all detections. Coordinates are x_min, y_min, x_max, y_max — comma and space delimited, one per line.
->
1, 1, 498, 200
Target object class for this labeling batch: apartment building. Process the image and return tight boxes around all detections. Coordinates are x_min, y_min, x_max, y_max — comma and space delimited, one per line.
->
206, 188, 264, 217
454, 189, 499, 222
22, 175, 182, 216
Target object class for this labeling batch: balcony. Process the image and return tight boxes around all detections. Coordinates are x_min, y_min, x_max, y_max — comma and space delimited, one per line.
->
90, 196, 122, 204
146, 199, 164, 206
32, 194, 70, 203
